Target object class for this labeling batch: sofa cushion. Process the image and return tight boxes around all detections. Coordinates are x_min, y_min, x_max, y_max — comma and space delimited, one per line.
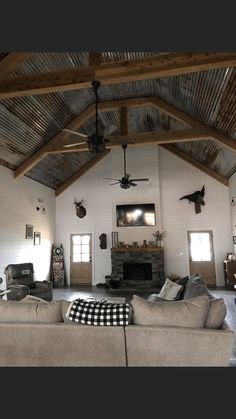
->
0, 300, 62, 323
130, 294, 209, 328
20, 295, 47, 303
205, 298, 227, 329
175, 276, 189, 299
157, 277, 183, 300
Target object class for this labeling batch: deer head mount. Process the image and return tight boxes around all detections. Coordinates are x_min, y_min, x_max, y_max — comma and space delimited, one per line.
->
74, 198, 87, 218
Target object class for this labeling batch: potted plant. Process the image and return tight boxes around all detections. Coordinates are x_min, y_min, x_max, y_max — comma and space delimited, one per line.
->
153, 230, 167, 247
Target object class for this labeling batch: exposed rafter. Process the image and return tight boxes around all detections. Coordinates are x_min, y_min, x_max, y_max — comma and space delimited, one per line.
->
161, 144, 229, 186
55, 150, 110, 197
0, 53, 32, 79
89, 52, 103, 66
49, 130, 210, 153
1, 52, 236, 98
14, 95, 236, 181
150, 97, 236, 152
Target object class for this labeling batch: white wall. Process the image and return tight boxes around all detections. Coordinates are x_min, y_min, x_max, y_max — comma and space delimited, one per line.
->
56, 145, 162, 285
159, 147, 233, 285
229, 172, 236, 254
0, 165, 55, 288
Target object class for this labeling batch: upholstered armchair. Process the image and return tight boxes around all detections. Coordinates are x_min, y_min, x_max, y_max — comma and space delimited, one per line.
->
4, 263, 53, 301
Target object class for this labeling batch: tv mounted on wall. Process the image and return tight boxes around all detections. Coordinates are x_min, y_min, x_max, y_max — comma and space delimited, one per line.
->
116, 203, 156, 227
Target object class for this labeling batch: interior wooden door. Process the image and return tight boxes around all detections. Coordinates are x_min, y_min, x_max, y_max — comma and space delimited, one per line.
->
187, 230, 216, 285
70, 234, 92, 285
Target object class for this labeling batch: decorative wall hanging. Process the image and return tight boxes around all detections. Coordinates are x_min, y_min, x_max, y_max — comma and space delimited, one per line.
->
25, 224, 33, 239
34, 231, 41, 245
111, 232, 119, 248
74, 198, 86, 218
99, 233, 107, 249
51, 243, 65, 287
179, 185, 205, 214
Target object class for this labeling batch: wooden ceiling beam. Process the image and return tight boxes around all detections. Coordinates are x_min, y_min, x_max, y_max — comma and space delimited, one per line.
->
50, 129, 210, 154
14, 97, 154, 178
150, 97, 236, 152
1, 52, 236, 98
14, 104, 94, 179
55, 150, 110, 197
89, 52, 103, 66
14, 94, 236, 179
0, 53, 32, 79
161, 144, 229, 186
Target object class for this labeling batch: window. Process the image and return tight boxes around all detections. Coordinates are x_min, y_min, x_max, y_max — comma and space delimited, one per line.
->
72, 234, 90, 263
189, 232, 211, 262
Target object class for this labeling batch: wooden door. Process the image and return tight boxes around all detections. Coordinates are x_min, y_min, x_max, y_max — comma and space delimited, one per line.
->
70, 234, 92, 285
187, 230, 216, 285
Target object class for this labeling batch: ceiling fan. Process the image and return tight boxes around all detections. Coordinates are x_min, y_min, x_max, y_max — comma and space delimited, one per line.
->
62, 80, 119, 153
104, 144, 149, 189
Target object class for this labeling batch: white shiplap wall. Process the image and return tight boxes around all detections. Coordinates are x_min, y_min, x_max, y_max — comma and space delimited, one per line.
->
56, 145, 162, 285
159, 147, 232, 285
0, 166, 55, 288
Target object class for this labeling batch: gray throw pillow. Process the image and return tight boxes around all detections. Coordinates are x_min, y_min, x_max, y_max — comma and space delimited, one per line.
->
175, 276, 189, 299
130, 294, 209, 328
184, 282, 213, 300
205, 298, 227, 329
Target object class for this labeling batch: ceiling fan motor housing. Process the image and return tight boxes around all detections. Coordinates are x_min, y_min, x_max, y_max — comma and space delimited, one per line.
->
89, 133, 106, 153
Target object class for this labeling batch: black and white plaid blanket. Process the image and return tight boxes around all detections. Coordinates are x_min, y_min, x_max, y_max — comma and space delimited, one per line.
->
65, 298, 130, 326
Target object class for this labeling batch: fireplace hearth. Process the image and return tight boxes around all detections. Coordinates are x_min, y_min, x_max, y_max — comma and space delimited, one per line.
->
111, 247, 165, 289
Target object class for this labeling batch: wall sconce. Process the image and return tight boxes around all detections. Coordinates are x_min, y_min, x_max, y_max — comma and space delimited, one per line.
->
231, 197, 236, 206
36, 205, 46, 214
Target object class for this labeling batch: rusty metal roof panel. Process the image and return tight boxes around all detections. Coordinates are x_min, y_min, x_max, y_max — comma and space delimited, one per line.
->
26, 151, 94, 189
175, 140, 236, 179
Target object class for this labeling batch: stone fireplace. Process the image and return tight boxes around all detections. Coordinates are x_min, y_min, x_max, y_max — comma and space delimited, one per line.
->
111, 247, 165, 289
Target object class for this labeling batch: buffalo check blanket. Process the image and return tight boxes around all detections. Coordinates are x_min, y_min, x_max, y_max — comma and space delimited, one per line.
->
65, 298, 130, 326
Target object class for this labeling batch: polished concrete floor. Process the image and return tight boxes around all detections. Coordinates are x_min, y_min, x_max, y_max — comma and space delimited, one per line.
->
53, 285, 236, 366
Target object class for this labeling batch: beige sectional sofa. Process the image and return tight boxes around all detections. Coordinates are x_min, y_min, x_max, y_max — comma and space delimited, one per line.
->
0, 293, 234, 367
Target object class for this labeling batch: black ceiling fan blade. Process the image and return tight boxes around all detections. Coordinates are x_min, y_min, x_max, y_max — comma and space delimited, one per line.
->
109, 182, 121, 185
130, 178, 149, 182
103, 177, 120, 181
130, 182, 137, 187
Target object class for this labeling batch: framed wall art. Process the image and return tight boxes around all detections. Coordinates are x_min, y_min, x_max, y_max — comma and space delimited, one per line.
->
34, 231, 41, 245
25, 224, 33, 239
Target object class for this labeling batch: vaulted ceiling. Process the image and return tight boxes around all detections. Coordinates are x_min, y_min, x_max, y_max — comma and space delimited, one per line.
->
0, 52, 235, 195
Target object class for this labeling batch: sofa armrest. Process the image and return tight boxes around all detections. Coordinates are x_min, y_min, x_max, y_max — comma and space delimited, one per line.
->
7, 284, 30, 300
35, 281, 53, 290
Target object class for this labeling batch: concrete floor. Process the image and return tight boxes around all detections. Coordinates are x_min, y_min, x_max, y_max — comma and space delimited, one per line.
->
53, 285, 236, 366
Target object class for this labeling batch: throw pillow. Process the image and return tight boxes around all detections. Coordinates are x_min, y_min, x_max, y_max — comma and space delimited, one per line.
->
65, 298, 131, 326
175, 276, 189, 299
0, 300, 62, 323
157, 278, 183, 301
130, 294, 209, 328
205, 298, 227, 329
184, 282, 213, 300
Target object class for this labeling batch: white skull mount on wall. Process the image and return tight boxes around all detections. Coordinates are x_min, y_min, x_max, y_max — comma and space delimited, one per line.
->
74, 198, 87, 218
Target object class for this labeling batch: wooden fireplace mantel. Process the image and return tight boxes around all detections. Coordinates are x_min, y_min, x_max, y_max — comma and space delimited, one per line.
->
111, 247, 164, 253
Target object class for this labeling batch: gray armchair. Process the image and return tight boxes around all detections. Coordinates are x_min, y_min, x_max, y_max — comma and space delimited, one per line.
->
4, 263, 53, 301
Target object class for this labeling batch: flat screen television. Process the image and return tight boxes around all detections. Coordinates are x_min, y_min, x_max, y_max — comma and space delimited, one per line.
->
116, 203, 156, 227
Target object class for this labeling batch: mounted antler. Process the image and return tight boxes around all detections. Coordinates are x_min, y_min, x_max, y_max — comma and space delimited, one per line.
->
74, 198, 86, 218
